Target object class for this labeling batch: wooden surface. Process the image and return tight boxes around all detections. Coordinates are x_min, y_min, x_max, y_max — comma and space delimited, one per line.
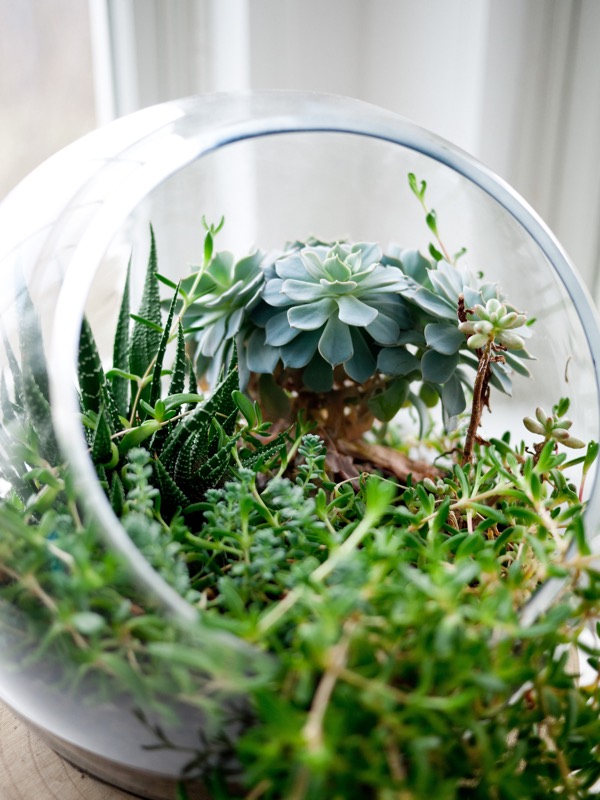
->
0, 702, 139, 800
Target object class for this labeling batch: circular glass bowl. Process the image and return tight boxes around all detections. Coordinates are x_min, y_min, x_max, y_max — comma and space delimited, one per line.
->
0, 91, 599, 797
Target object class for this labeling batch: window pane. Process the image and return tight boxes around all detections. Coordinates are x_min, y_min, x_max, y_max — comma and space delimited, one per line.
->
0, 0, 96, 198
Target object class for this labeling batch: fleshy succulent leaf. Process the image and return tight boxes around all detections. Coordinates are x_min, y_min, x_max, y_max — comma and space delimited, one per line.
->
425, 322, 465, 355
318, 315, 353, 367
421, 350, 459, 384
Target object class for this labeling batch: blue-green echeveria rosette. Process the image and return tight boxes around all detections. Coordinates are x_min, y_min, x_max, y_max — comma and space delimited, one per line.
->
184, 249, 265, 384
247, 241, 413, 391
379, 249, 533, 421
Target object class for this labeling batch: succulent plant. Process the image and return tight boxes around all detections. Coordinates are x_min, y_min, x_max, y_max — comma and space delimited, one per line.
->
184, 249, 265, 384
183, 190, 533, 430
247, 240, 412, 391
524, 402, 586, 450
459, 297, 527, 351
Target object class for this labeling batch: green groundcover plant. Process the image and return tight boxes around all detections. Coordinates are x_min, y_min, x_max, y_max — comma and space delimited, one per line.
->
1, 176, 600, 799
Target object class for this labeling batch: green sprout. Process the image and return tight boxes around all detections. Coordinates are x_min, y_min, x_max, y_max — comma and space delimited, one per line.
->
524, 398, 586, 451
459, 297, 527, 351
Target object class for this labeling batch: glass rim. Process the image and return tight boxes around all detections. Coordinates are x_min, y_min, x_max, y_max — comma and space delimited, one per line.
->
37, 89, 600, 630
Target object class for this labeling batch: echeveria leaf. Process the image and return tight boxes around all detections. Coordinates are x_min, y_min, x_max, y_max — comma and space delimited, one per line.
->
318, 315, 353, 366
377, 347, 420, 377
424, 322, 465, 355
490, 363, 513, 396
344, 329, 377, 383
260, 278, 289, 308
336, 295, 378, 327
410, 288, 456, 320
399, 249, 430, 284
441, 373, 467, 418
280, 329, 321, 369
421, 350, 459, 384
281, 279, 325, 304
365, 313, 400, 346
265, 311, 302, 346
287, 298, 336, 332
246, 328, 281, 374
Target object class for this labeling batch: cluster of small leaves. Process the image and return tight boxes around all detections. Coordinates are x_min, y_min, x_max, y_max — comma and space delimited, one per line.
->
459, 297, 527, 352
182, 432, 338, 610
0, 469, 200, 710
119, 448, 194, 601
524, 397, 587, 451
197, 435, 600, 800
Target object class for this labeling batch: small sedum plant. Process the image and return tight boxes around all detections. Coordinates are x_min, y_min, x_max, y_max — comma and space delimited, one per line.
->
0, 175, 599, 800
459, 297, 528, 351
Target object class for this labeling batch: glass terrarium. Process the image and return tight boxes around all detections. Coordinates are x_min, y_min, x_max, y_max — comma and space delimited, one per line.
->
0, 91, 599, 799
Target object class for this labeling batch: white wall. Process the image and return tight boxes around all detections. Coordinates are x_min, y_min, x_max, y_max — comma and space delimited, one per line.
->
91, 0, 600, 301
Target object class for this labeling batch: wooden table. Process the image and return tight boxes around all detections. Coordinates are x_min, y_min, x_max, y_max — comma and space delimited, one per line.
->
0, 702, 138, 800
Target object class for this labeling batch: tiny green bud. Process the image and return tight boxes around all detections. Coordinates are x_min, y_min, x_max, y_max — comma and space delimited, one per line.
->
497, 331, 525, 350
524, 416, 545, 436
423, 477, 437, 493
473, 320, 493, 335
458, 321, 475, 335
467, 333, 490, 350
563, 435, 586, 449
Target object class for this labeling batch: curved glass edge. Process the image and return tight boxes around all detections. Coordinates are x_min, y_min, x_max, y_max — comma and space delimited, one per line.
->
1, 90, 597, 626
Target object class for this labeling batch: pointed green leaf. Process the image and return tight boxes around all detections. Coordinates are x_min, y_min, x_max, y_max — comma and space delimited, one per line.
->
153, 454, 190, 518
1, 329, 23, 410
240, 430, 289, 471
232, 390, 257, 428
110, 471, 125, 516
129, 227, 162, 406
78, 317, 104, 415
91, 409, 113, 465
118, 419, 161, 454
168, 322, 186, 396
112, 262, 131, 416
150, 285, 180, 408
22, 367, 58, 463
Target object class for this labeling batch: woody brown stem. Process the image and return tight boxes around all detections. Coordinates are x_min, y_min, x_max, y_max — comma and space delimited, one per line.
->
463, 340, 492, 464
